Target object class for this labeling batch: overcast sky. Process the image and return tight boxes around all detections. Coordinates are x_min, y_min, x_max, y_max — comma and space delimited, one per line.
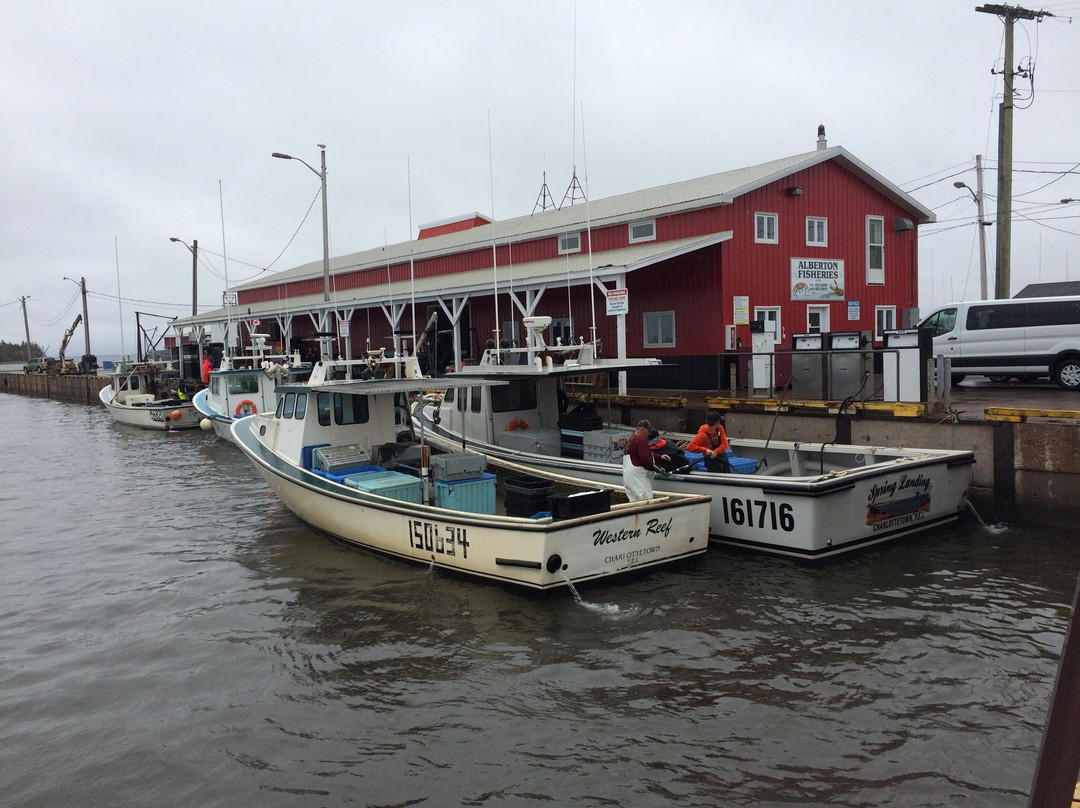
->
2, 0, 1078, 357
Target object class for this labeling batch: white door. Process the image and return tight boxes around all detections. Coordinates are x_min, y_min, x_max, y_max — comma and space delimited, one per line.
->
807, 305, 830, 334
754, 307, 782, 342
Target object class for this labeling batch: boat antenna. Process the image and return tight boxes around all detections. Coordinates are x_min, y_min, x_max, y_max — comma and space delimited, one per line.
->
219, 179, 232, 357
384, 227, 394, 354
488, 111, 500, 359
582, 100, 596, 346
408, 155, 417, 356
561, 6, 587, 209
114, 237, 126, 358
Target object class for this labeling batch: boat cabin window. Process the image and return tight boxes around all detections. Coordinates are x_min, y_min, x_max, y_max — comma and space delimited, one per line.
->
294, 392, 308, 420
317, 392, 332, 425
282, 393, 296, 418
228, 375, 260, 395
335, 393, 369, 424
443, 387, 454, 403
490, 379, 537, 413
456, 387, 466, 413
470, 386, 482, 414
276, 396, 286, 418
210, 377, 220, 395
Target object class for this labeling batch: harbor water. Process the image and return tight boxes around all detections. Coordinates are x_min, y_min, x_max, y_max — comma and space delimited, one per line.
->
2, 391, 1077, 807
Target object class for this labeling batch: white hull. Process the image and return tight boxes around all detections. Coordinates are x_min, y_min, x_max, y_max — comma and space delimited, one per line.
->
419, 413, 974, 560
192, 389, 241, 443
234, 417, 709, 589
98, 385, 201, 431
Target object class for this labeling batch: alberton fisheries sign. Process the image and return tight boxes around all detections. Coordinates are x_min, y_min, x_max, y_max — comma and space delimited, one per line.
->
790, 258, 845, 301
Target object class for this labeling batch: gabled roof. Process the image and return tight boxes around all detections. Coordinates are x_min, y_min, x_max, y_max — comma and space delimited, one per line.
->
1014, 282, 1080, 298
235, 146, 934, 293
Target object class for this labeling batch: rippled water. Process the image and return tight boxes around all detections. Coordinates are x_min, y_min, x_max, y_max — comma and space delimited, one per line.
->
2, 391, 1077, 807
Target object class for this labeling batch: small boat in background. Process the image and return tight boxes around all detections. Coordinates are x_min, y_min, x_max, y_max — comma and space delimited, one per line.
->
192, 334, 311, 443
98, 360, 201, 431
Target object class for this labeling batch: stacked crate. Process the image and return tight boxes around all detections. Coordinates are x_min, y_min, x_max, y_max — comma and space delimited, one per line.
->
582, 428, 633, 463
557, 407, 603, 458
505, 475, 555, 518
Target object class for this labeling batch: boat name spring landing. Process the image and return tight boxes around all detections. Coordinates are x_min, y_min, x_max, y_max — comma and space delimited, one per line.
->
867, 474, 933, 504
593, 517, 673, 546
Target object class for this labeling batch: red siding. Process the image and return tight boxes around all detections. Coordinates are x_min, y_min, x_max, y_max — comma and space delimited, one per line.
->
241, 156, 922, 359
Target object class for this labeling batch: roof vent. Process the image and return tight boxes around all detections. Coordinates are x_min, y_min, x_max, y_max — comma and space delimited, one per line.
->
817, 125, 827, 151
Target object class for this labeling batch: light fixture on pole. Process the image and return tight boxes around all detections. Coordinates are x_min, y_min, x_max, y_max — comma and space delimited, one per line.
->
954, 178, 990, 300
272, 146, 330, 305
169, 237, 199, 317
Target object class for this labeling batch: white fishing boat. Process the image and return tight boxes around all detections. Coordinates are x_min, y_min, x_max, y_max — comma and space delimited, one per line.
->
230, 352, 710, 590
192, 334, 312, 442
414, 319, 976, 560
98, 360, 202, 431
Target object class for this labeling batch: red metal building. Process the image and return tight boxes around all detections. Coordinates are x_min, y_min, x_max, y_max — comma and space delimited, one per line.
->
174, 129, 933, 390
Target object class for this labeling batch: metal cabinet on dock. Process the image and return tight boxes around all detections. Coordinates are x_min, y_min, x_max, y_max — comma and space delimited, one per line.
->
790, 333, 826, 400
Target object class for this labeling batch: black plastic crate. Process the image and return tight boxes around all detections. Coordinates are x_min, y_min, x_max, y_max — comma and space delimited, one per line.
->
549, 489, 611, 520
505, 475, 554, 495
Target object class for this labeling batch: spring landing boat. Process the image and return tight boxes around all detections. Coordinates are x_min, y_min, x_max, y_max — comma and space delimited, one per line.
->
231, 354, 710, 590
414, 320, 975, 560
192, 334, 312, 443
98, 360, 202, 431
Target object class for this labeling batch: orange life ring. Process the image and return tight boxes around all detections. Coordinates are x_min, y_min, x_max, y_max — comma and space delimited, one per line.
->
235, 400, 257, 416
506, 419, 530, 431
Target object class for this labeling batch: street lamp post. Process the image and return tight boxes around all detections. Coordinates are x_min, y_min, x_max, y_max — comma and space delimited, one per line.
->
170, 237, 202, 372
955, 170, 990, 301
272, 145, 330, 305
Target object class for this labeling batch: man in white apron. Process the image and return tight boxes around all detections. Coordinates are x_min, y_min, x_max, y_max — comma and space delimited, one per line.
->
622, 419, 669, 501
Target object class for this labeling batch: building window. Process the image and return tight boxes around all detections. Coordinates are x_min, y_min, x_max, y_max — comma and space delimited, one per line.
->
806, 217, 827, 247
875, 306, 896, 341
807, 304, 830, 333
558, 232, 581, 255
867, 216, 884, 284
629, 219, 656, 244
643, 311, 675, 348
755, 212, 778, 244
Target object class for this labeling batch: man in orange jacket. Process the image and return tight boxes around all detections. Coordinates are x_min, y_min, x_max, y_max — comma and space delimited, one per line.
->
687, 411, 730, 472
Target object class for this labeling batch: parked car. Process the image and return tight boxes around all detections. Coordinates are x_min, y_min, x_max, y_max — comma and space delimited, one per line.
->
23, 357, 55, 374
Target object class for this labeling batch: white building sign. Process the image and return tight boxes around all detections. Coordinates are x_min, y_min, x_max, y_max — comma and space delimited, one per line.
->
733, 295, 749, 325
790, 258, 845, 301
605, 287, 628, 315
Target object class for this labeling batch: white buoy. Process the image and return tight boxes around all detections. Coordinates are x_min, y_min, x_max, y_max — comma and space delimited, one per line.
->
200, 419, 213, 431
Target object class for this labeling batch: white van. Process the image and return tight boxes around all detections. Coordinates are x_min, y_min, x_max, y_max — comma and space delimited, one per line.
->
918, 295, 1080, 390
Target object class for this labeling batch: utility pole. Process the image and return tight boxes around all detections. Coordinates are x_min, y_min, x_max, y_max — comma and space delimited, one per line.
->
78, 277, 91, 362
976, 3, 1054, 299
20, 296, 31, 361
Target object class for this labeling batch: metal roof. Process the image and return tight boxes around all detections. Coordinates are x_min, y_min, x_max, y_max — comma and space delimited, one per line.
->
233, 146, 934, 293
174, 232, 730, 326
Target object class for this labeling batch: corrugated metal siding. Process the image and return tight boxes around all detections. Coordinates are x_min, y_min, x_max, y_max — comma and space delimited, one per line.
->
242, 156, 921, 363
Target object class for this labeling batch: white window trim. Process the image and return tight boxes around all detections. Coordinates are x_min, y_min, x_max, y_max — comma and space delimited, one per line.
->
806, 216, 828, 247
558, 232, 581, 255
643, 310, 675, 348
628, 219, 656, 244
806, 304, 830, 333
755, 212, 778, 245
874, 305, 896, 341
866, 215, 885, 285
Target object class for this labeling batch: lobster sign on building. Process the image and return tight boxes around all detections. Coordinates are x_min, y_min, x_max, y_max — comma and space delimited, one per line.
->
791, 258, 845, 300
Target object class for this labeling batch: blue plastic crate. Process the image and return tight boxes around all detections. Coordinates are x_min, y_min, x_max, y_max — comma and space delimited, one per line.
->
434, 473, 496, 515
728, 455, 758, 474
344, 470, 423, 504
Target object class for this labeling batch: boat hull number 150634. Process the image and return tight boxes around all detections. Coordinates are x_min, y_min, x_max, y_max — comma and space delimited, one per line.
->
408, 520, 470, 558
719, 497, 795, 532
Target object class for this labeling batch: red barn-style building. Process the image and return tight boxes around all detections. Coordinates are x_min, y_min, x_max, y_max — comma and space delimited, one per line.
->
175, 129, 933, 390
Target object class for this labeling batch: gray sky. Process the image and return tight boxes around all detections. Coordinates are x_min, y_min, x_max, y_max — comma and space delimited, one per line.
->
2, 0, 1078, 357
